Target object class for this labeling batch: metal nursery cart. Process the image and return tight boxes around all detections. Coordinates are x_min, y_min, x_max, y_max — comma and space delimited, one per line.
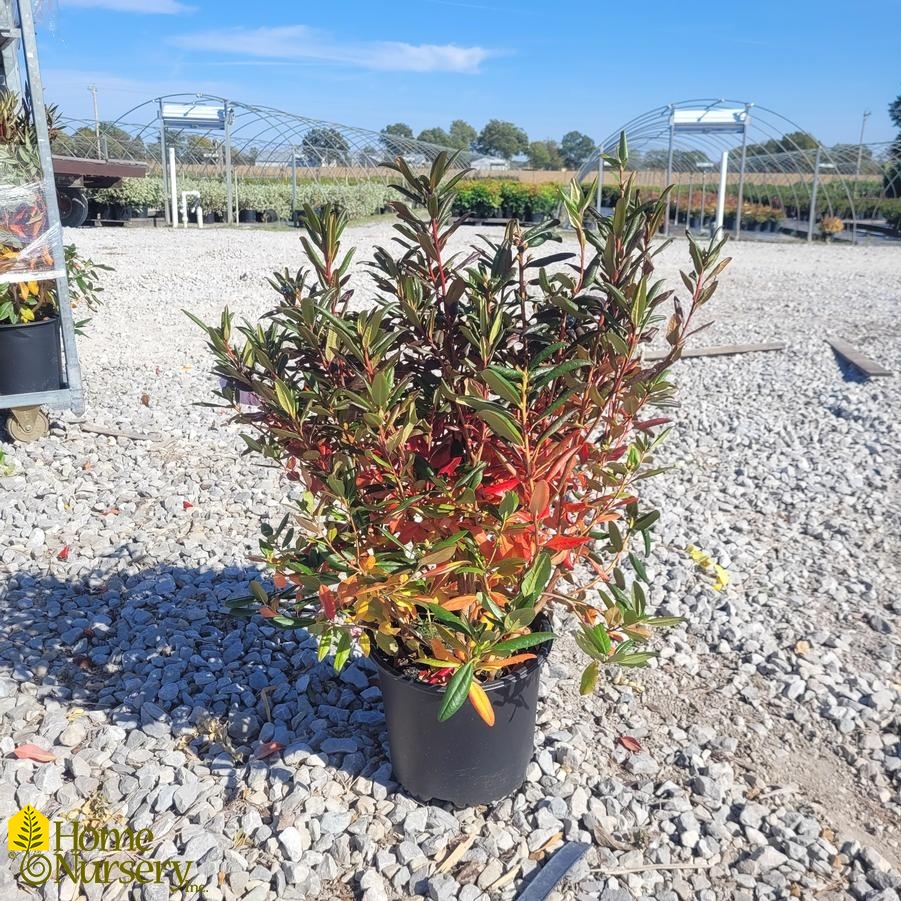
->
0, 0, 83, 441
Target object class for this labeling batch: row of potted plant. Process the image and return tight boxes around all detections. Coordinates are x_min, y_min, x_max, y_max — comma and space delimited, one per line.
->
451, 180, 562, 220
192, 142, 732, 805
91, 176, 398, 222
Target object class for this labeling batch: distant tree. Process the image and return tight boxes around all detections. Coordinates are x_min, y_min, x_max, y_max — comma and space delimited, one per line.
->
233, 145, 259, 166
831, 142, 872, 161
780, 130, 819, 151
885, 92, 901, 195
641, 148, 710, 170
301, 127, 349, 166
476, 119, 528, 160
417, 127, 452, 146
560, 130, 595, 168
381, 122, 414, 156
55, 121, 147, 161
527, 140, 563, 170
448, 119, 477, 151
889, 93, 901, 160
382, 122, 413, 139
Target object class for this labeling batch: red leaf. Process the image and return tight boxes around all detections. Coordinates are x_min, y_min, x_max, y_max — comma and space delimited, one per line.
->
13, 743, 57, 763
254, 741, 285, 759
437, 456, 462, 477
618, 735, 643, 753
259, 606, 278, 619
57, 545, 70, 561
634, 417, 671, 431
273, 573, 288, 590
182, 500, 194, 510
545, 535, 589, 550
481, 477, 520, 497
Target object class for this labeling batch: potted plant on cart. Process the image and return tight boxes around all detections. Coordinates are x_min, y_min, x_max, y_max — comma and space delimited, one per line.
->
0, 91, 110, 409
193, 138, 730, 806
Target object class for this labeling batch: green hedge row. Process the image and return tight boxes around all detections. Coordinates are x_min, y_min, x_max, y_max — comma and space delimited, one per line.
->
451, 181, 561, 219
92, 176, 397, 221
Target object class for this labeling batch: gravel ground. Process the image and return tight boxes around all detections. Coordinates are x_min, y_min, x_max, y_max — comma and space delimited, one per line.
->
0, 222, 899, 901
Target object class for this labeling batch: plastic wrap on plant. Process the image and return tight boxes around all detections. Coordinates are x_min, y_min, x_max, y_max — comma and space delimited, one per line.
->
0, 181, 65, 284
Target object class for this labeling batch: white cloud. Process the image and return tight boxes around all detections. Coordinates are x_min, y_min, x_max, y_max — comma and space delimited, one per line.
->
64, 0, 194, 14
170, 25, 492, 73
41, 68, 234, 122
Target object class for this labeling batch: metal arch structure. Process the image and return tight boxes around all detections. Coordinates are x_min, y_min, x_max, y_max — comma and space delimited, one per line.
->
578, 99, 863, 242
65, 92, 476, 175
51, 93, 476, 223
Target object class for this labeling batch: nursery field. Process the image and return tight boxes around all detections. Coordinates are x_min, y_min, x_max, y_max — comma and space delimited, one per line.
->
1, 224, 899, 901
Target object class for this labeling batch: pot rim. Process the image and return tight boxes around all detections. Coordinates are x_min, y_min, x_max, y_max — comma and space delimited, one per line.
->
369, 615, 553, 696
0, 315, 59, 330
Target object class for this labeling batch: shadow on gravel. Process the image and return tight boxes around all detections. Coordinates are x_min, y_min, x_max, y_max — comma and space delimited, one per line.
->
0, 557, 398, 795
827, 349, 870, 384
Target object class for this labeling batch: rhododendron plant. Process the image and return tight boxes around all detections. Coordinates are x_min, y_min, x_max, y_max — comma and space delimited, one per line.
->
193, 136, 730, 723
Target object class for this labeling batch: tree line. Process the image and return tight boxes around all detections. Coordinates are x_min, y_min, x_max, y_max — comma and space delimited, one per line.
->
381, 120, 596, 169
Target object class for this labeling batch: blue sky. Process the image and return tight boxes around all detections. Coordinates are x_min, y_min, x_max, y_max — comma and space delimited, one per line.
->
37, 0, 899, 147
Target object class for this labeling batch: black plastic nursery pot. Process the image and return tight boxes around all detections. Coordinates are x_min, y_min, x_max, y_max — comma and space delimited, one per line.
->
0, 317, 63, 396
372, 632, 552, 807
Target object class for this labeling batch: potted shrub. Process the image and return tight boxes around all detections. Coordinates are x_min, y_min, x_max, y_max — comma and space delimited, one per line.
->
820, 214, 844, 242
193, 140, 731, 806
0, 91, 110, 396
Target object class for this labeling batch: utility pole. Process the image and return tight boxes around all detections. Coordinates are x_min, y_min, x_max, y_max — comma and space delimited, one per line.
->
855, 110, 870, 176
88, 84, 101, 160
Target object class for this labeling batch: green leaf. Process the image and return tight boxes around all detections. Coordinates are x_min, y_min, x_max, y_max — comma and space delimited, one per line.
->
580, 661, 599, 695
607, 522, 624, 553
521, 551, 552, 602
476, 409, 523, 445
422, 603, 473, 636
612, 651, 657, 667
371, 371, 390, 408
438, 661, 474, 721
249, 581, 268, 605
333, 630, 352, 671
490, 631, 556, 655
646, 615, 685, 627
498, 490, 519, 520
504, 607, 535, 631
481, 368, 521, 405
419, 544, 458, 567
629, 552, 649, 583
634, 510, 660, 531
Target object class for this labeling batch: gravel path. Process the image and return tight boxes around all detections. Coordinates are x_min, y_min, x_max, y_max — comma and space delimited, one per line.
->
0, 222, 899, 901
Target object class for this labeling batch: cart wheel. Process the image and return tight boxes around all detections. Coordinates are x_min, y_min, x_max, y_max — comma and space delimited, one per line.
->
57, 187, 89, 228
7, 407, 50, 442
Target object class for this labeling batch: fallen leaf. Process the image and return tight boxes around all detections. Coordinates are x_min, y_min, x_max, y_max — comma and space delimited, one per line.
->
489, 862, 522, 891
66, 708, 86, 721
618, 735, 643, 752
589, 823, 632, 851
182, 500, 194, 510
57, 545, 70, 561
253, 741, 284, 760
82, 461, 93, 471
436, 833, 476, 874
13, 743, 57, 763
794, 640, 811, 656
97, 507, 120, 516
528, 829, 563, 860
140, 393, 151, 407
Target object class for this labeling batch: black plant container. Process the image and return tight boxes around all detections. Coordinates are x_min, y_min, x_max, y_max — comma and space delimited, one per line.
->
0, 317, 63, 396
372, 631, 551, 806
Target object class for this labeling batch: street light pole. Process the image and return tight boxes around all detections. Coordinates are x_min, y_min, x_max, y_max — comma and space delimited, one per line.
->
88, 84, 101, 160
855, 110, 871, 176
